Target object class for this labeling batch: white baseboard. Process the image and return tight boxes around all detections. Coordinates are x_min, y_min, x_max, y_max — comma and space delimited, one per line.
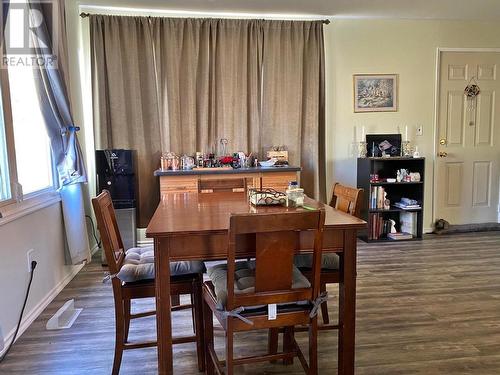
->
90, 244, 100, 255
136, 227, 153, 247
0, 262, 85, 357
137, 239, 153, 247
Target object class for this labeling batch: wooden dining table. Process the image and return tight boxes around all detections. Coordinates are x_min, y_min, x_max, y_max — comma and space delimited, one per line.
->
146, 192, 366, 374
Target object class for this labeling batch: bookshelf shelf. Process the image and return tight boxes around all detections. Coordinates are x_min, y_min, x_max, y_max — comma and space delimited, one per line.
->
358, 236, 420, 243
357, 157, 425, 243
369, 206, 422, 213
370, 181, 424, 186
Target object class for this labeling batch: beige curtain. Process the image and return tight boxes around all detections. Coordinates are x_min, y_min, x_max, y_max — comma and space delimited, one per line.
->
90, 15, 161, 227
152, 18, 263, 155
261, 21, 326, 201
90, 16, 325, 225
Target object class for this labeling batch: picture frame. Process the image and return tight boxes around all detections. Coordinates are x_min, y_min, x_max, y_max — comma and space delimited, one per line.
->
354, 74, 398, 112
366, 134, 402, 157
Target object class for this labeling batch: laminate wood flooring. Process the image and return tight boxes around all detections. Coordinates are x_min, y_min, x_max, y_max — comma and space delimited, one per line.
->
1, 232, 500, 374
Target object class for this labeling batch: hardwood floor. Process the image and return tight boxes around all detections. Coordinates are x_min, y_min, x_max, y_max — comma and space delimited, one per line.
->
1, 232, 500, 374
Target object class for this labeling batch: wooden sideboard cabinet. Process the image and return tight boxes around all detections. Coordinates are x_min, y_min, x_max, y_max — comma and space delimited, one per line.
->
155, 167, 301, 195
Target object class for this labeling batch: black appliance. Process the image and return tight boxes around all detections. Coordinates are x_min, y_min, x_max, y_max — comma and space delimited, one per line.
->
95, 149, 137, 252
95, 149, 136, 209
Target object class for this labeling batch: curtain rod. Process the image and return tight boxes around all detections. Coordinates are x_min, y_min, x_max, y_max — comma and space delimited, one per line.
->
79, 12, 330, 24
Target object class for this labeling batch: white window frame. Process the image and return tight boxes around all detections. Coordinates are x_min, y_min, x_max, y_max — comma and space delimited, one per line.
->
0, 62, 59, 223
0, 68, 18, 209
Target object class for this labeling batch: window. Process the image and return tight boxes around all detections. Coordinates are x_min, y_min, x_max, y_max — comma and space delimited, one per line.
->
8, 66, 53, 196
0, 66, 55, 208
0, 3, 56, 212
0, 0, 54, 206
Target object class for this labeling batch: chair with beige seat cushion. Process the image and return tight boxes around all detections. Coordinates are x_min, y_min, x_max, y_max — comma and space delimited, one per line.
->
202, 209, 326, 375
92, 190, 206, 375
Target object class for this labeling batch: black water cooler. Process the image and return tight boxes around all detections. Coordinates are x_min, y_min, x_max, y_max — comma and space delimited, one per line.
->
96, 149, 137, 251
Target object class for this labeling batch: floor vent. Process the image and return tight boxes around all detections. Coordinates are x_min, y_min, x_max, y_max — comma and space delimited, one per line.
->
46, 300, 82, 330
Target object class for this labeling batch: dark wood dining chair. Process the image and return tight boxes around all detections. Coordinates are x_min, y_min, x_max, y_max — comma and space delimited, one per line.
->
92, 190, 206, 375
202, 209, 326, 375
295, 182, 363, 326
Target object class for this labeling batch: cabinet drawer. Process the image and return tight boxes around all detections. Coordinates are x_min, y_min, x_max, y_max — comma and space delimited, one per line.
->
261, 172, 298, 192
199, 177, 246, 193
160, 176, 198, 194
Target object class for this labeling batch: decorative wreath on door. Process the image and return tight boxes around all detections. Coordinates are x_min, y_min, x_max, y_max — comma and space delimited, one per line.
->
464, 77, 480, 111
464, 83, 480, 98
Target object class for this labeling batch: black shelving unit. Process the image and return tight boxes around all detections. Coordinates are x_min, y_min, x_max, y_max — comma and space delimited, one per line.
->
357, 157, 425, 242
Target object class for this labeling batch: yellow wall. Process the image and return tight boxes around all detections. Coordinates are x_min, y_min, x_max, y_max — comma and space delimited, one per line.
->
66, 9, 500, 231
324, 19, 500, 230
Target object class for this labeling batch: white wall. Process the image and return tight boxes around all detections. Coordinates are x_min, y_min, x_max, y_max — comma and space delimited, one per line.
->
324, 19, 500, 230
0, 203, 83, 353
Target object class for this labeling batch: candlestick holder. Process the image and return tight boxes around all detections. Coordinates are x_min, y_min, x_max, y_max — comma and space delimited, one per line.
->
357, 141, 367, 158
402, 141, 412, 157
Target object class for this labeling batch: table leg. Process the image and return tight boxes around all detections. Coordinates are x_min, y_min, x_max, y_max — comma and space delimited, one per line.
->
155, 237, 173, 375
338, 229, 357, 375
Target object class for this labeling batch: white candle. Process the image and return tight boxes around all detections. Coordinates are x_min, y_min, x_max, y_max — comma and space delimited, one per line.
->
361, 126, 365, 142
404, 125, 408, 142
353, 125, 357, 143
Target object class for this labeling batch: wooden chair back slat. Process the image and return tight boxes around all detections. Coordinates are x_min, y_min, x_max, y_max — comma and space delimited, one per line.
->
92, 190, 126, 275
329, 183, 363, 218
226, 210, 325, 311
254, 231, 296, 292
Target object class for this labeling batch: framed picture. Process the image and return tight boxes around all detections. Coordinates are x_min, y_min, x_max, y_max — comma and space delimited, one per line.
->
366, 134, 401, 157
354, 74, 398, 112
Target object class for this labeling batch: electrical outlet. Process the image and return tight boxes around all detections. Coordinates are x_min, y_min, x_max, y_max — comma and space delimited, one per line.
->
27, 249, 35, 273
0, 325, 4, 352
416, 125, 423, 136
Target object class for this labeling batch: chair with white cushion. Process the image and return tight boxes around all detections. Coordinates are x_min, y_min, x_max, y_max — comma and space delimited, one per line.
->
202, 209, 326, 375
92, 190, 206, 374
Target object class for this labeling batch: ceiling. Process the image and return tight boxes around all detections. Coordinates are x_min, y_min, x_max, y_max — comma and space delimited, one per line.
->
79, 0, 500, 20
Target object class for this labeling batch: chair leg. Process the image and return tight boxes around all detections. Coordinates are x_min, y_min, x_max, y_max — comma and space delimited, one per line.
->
203, 299, 215, 375
226, 322, 234, 375
191, 293, 196, 333
283, 326, 295, 365
112, 300, 125, 375
193, 278, 205, 372
308, 317, 318, 375
320, 282, 330, 325
123, 299, 131, 343
268, 328, 279, 363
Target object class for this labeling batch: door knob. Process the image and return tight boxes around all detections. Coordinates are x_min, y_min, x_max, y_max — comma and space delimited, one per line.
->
439, 139, 446, 145
438, 151, 448, 158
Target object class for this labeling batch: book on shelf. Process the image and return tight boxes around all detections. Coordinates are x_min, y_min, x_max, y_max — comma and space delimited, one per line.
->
400, 211, 418, 236
394, 202, 421, 209
369, 186, 389, 210
394, 197, 421, 210
387, 232, 413, 240
368, 212, 393, 240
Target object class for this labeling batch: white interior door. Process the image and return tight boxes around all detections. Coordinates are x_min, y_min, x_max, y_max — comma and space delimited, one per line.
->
435, 51, 500, 224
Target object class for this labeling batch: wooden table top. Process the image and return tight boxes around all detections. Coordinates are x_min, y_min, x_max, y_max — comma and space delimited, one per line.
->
146, 192, 366, 237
